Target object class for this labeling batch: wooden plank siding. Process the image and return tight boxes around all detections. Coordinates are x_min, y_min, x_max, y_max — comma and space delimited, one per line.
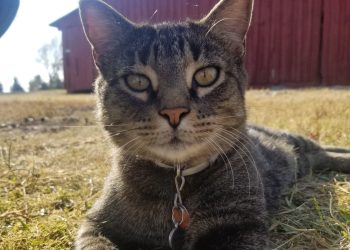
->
51, 0, 350, 92
246, 0, 323, 87
62, 25, 96, 92
322, 0, 350, 85
107, 0, 323, 87
105, 0, 218, 22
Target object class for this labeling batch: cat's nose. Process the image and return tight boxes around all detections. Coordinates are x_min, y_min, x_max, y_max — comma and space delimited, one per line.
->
159, 107, 190, 128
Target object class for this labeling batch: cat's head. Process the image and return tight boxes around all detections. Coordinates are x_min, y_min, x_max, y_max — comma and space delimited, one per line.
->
79, 0, 253, 167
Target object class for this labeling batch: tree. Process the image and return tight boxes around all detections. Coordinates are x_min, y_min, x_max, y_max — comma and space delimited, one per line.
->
29, 75, 48, 91
37, 37, 64, 89
10, 77, 24, 93
0, 83, 3, 93
48, 72, 63, 89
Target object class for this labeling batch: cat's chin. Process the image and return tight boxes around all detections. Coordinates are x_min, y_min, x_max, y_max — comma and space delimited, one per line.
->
146, 142, 212, 167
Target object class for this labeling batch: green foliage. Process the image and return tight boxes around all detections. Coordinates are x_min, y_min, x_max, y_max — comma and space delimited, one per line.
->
49, 72, 63, 89
37, 38, 63, 89
10, 77, 24, 93
29, 75, 46, 92
29, 74, 64, 92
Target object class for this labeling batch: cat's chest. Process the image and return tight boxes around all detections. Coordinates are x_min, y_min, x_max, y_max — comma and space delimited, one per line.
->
112, 196, 175, 247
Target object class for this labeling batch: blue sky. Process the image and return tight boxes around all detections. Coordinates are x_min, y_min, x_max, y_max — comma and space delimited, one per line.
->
0, 0, 80, 92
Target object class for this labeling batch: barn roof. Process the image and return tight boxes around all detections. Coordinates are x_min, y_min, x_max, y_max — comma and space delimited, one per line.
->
50, 0, 120, 30
50, 9, 79, 30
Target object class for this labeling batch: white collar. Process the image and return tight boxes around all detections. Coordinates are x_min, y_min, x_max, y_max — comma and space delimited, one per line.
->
155, 154, 218, 176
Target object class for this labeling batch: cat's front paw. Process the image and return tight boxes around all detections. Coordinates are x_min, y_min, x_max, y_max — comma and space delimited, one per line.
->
79, 245, 117, 250
192, 223, 268, 250
75, 236, 118, 250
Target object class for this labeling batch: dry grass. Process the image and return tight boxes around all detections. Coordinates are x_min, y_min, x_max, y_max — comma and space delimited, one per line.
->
0, 89, 349, 249
0, 90, 95, 122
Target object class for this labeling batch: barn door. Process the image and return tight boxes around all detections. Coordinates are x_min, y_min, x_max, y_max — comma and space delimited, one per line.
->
321, 0, 350, 85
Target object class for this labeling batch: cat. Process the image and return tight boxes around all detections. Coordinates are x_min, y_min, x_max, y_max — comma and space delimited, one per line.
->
76, 0, 350, 249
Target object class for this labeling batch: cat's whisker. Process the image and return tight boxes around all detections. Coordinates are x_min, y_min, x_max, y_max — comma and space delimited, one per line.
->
117, 136, 141, 151
203, 137, 228, 174
118, 65, 138, 75
103, 127, 141, 142
120, 140, 142, 158
205, 135, 235, 190
214, 127, 264, 193
117, 138, 146, 173
67, 121, 134, 127
205, 17, 233, 37
206, 123, 262, 191
212, 132, 250, 196
103, 138, 140, 174
111, 128, 139, 134
203, 138, 228, 171
230, 126, 257, 146
215, 115, 245, 120
214, 123, 257, 148
62, 125, 100, 128
122, 141, 146, 172
104, 123, 135, 127
212, 126, 256, 151
215, 133, 251, 196
85, 130, 120, 143
77, 124, 139, 143
148, 9, 158, 22
197, 137, 216, 157
217, 129, 257, 167
58, 122, 132, 128
214, 126, 256, 158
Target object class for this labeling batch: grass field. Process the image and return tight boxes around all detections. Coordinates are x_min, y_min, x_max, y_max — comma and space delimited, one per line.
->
0, 89, 349, 249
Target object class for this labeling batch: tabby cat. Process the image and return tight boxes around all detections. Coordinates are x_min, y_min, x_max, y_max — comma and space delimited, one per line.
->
76, 0, 350, 249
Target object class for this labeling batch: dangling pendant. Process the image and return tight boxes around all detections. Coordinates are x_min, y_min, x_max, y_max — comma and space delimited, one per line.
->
169, 165, 190, 249
169, 224, 184, 250
172, 204, 190, 230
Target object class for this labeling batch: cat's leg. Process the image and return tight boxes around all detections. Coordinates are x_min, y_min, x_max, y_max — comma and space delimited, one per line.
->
75, 220, 118, 250
249, 125, 350, 174
75, 194, 124, 250
283, 134, 350, 174
323, 146, 350, 153
281, 137, 350, 174
306, 150, 350, 173
187, 193, 268, 250
190, 216, 268, 250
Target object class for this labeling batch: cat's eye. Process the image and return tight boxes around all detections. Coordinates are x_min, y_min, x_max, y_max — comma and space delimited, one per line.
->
125, 74, 150, 92
194, 66, 219, 87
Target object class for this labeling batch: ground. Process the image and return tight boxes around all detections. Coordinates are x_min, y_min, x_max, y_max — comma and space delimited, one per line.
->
0, 89, 349, 250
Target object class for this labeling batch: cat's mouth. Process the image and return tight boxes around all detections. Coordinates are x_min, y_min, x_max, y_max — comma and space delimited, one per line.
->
169, 136, 183, 145
165, 134, 195, 149
146, 134, 211, 166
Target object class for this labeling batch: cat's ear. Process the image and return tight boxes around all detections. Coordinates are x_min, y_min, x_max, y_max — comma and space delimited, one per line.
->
79, 0, 135, 60
200, 0, 254, 42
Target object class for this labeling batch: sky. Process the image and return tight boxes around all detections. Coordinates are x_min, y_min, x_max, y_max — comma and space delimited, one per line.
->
0, 0, 80, 92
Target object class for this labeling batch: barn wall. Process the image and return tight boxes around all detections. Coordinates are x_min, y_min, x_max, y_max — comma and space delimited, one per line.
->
246, 0, 323, 87
55, 0, 350, 92
322, 0, 350, 85
62, 21, 96, 93
104, 0, 324, 87
105, 0, 218, 23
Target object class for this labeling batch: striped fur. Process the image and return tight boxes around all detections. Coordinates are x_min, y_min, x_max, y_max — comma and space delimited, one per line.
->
76, 0, 350, 249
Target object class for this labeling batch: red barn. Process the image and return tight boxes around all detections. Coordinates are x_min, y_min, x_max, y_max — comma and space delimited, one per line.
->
51, 0, 350, 93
